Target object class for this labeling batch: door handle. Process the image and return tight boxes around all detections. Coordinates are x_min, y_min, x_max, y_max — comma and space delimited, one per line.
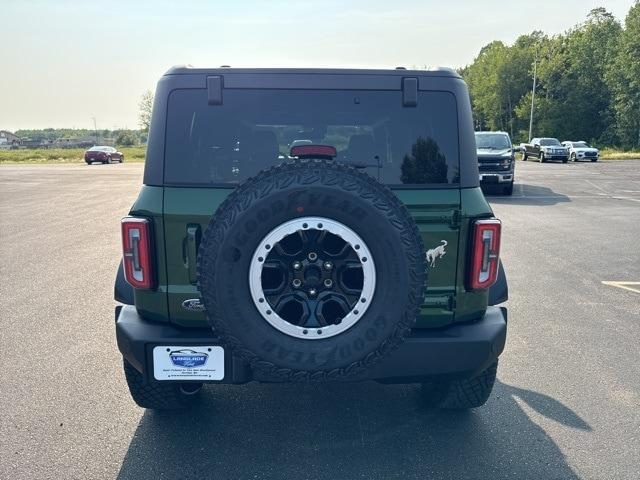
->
186, 224, 201, 284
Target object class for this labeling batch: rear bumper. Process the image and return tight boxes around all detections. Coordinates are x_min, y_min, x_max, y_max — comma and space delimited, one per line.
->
115, 305, 507, 384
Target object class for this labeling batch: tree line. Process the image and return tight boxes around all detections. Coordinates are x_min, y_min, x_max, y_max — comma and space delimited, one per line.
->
15, 128, 145, 146
459, 3, 640, 148
14, 90, 155, 147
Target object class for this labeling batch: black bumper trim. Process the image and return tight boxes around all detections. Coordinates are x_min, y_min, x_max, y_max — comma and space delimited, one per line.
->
115, 305, 507, 383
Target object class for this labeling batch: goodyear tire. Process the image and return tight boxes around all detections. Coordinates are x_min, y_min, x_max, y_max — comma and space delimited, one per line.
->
123, 360, 202, 409
197, 160, 426, 382
421, 361, 498, 409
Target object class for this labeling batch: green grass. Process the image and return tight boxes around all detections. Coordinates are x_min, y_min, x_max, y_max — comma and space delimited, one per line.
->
0, 146, 146, 164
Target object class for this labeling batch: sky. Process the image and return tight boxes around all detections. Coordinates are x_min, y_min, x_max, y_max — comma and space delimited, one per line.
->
0, 0, 635, 131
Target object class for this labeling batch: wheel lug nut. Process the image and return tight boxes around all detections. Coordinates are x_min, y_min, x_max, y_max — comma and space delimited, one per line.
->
308, 252, 318, 261
323, 279, 333, 288
323, 261, 333, 270
292, 261, 302, 270
292, 279, 302, 288
308, 288, 317, 296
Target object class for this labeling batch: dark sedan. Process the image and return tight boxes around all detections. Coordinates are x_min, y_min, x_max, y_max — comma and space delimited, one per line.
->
84, 146, 124, 164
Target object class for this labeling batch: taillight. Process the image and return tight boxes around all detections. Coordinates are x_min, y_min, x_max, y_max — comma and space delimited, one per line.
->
468, 219, 501, 290
121, 217, 154, 289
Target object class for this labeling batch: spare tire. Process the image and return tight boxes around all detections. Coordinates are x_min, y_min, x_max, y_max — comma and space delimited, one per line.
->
197, 160, 426, 381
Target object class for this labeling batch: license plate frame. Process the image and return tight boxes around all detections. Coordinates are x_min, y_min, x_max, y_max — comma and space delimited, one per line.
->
480, 174, 499, 183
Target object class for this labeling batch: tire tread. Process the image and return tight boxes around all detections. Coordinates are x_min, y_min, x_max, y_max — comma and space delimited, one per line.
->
197, 159, 426, 382
424, 362, 498, 410
123, 360, 195, 409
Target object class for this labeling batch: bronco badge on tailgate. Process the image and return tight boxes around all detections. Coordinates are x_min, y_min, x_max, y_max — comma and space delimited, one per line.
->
426, 240, 447, 267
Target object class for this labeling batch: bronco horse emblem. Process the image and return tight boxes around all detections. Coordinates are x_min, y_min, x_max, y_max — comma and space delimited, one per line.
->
426, 240, 447, 267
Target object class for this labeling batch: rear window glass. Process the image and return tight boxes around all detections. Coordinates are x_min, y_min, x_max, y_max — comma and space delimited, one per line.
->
164, 89, 459, 186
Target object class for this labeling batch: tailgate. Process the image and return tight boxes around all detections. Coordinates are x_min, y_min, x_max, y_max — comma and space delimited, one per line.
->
393, 189, 461, 327
163, 187, 231, 327
163, 187, 461, 329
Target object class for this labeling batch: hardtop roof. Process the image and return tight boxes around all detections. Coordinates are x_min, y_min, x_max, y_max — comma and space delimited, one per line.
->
164, 66, 461, 79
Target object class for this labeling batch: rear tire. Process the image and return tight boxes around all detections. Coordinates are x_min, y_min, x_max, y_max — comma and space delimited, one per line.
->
421, 361, 498, 410
522, 152, 528, 161
120, 156, 124, 163
123, 360, 202, 410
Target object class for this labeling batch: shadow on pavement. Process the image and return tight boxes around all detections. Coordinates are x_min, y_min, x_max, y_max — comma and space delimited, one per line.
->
485, 184, 571, 205
117, 379, 589, 479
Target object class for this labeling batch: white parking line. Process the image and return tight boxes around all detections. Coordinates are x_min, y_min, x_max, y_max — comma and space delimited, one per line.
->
611, 196, 640, 203
585, 179, 609, 194
602, 281, 640, 294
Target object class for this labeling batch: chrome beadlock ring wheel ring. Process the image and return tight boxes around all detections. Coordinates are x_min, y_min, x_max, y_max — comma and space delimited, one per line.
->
249, 217, 376, 340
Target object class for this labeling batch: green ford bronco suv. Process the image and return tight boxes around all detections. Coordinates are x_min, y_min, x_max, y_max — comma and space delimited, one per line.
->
115, 67, 508, 410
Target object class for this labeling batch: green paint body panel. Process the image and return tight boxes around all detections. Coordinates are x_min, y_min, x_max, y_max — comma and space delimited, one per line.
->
129, 185, 494, 330
163, 187, 230, 327
128, 186, 169, 322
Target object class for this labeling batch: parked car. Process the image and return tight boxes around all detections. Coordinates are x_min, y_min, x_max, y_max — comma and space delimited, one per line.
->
522, 138, 569, 163
561, 141, 599, 162
475, 131, 515, 195
115, 66, 508, 411
84, 146, 124, 164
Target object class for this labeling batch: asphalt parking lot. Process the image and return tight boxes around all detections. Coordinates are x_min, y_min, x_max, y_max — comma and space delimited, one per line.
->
1, 160, 639, 480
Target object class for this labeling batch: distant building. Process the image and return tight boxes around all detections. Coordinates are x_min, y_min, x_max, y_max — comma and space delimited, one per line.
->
22, 139, 53, 148
54, 136, 104, 148
0, 130, 22, 149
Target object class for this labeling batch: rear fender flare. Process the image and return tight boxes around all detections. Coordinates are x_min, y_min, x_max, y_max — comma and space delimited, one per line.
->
114, 261, 134, 305
488, 260, 508, 306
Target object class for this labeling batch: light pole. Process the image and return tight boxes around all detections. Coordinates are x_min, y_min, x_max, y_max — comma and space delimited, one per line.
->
528, 55, 537, 142
92, 117, 98, 145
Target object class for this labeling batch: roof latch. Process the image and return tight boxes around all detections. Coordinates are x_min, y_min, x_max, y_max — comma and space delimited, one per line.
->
207, 76, 223, 105
403, 77, 418, 107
